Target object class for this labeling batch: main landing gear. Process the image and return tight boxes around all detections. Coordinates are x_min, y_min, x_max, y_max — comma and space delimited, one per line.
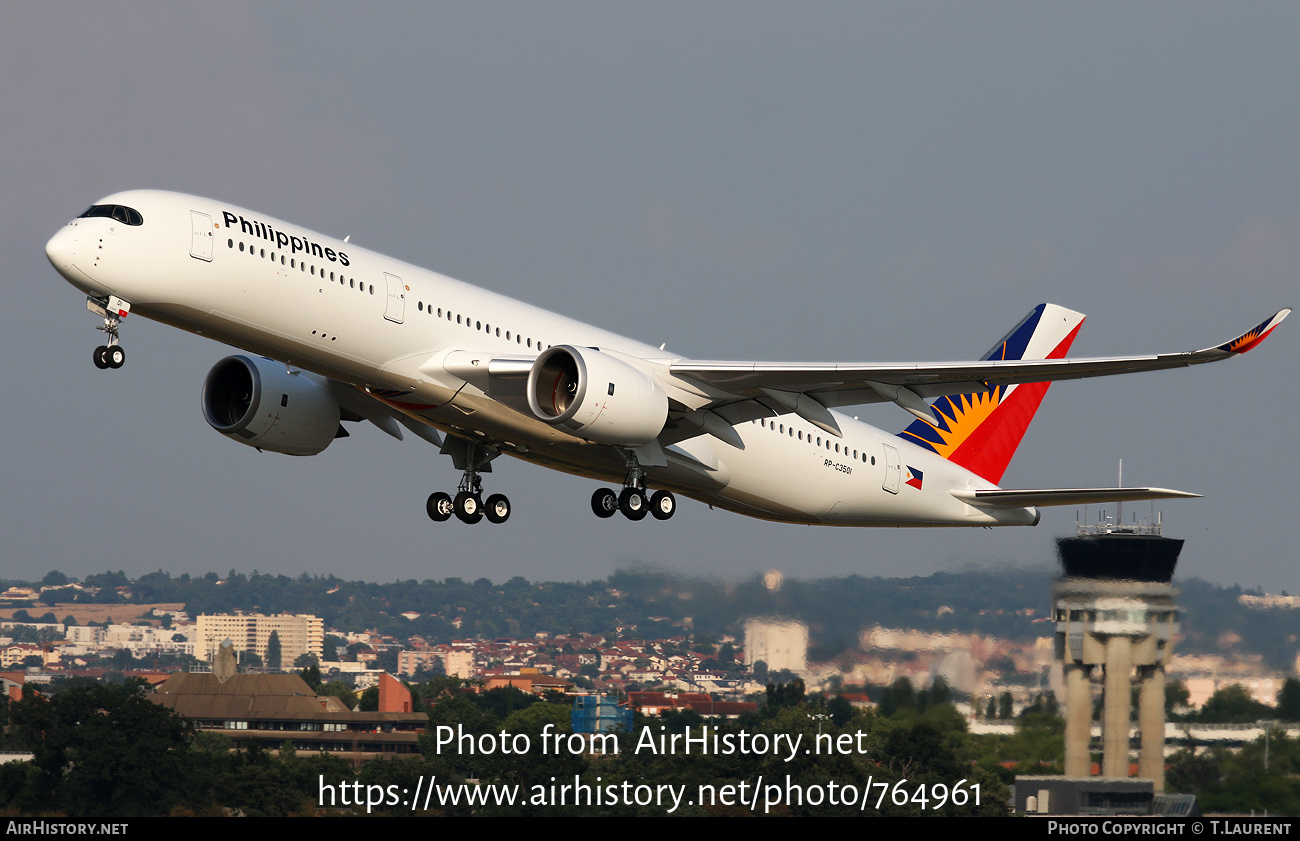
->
426, 479, 511, 525
88, 295, 129, 370
591, 452, 676, 521
426, 438, 510, 525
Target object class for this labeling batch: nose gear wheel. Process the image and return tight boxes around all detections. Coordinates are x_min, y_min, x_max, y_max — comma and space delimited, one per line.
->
87, 295, 128, 370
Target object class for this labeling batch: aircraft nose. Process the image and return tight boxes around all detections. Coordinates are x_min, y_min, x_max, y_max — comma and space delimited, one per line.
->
45, 226, 77, 272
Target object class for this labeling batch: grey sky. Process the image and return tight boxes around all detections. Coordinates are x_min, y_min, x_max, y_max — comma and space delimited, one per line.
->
3, 3, 1296, 591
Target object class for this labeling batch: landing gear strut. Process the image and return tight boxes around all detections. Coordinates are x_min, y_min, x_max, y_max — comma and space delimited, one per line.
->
592, 451, 675, 521
88, 295, 129, 370
426, 437, 510, 525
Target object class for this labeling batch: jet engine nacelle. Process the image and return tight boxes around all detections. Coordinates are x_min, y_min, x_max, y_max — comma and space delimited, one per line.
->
202, 355, 341, 456
527, 345, 668, 446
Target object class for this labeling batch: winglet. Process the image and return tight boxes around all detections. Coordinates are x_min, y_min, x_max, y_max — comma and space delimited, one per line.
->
1210, 308, 1290, 355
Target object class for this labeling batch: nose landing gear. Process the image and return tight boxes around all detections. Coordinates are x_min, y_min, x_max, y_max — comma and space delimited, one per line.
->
88, 295, 129, 370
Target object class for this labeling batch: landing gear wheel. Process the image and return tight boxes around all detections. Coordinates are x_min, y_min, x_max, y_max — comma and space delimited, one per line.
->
106, 345, 125, 369
591, 488, 618, 519
426, 492, 453, 522
454, 491, 483, 523
93, 346, 110, 369
619, 487, 648, 521
650, 490, 676, 520
485, 494, 511, 524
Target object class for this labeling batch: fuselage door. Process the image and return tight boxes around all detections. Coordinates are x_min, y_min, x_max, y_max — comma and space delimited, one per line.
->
190, 211, 213, 262
882, 443, 901, 495
383, 272, 405, 324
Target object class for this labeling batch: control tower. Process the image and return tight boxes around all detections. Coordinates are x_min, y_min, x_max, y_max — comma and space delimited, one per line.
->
1053, 509, 1183, 791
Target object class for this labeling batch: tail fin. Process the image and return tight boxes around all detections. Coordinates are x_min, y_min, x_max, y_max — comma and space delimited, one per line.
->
898, 303, 1085, 484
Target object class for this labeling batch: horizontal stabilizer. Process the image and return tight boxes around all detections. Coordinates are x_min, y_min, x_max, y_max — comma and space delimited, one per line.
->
951, 487, 1202, 508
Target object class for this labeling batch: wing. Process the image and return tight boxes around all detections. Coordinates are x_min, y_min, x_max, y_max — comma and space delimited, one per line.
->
665, 307, 1290, 437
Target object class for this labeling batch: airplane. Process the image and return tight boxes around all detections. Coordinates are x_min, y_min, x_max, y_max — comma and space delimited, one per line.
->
45, 190, 1289, 528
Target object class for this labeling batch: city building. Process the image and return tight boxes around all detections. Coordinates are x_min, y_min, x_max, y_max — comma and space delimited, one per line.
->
194, 614, 324, 665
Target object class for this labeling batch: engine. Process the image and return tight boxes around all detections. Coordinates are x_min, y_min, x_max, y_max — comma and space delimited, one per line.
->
202, 356, 341, 456
527, 346, 668, 446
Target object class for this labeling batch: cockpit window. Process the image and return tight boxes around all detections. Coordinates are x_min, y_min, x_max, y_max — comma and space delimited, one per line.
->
80, 205, 144, 226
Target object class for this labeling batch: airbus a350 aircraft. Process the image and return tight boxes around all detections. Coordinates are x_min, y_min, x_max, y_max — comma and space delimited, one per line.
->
45, 191, 1288, 527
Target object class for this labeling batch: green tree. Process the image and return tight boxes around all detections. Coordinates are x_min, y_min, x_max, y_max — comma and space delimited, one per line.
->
828, 695, 854, 727
266, 630, 282, 670
1200, 684, 1271, 723
299, 663, 323, 692
765, 678, 807, 713
1166, 679, 1191, 717
84, 570, 129, 589
1277, 679, 1300, 722
6, 681, 197, 816
42, 570, 70, 587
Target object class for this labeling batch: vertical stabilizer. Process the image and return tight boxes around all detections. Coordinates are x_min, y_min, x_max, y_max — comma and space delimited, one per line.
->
898, 303, 1085, 483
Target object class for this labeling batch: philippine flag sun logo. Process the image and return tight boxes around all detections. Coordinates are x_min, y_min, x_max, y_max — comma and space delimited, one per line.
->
905, 466, 923, 490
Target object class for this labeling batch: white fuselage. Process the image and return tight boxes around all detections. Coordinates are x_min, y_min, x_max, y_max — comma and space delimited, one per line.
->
46, 190, 1029, 527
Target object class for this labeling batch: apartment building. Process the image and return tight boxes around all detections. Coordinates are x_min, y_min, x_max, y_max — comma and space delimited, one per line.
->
195, 614, 323, 665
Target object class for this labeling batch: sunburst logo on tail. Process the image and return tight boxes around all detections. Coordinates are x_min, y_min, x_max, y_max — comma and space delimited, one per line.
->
900, 386, 1006, 459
